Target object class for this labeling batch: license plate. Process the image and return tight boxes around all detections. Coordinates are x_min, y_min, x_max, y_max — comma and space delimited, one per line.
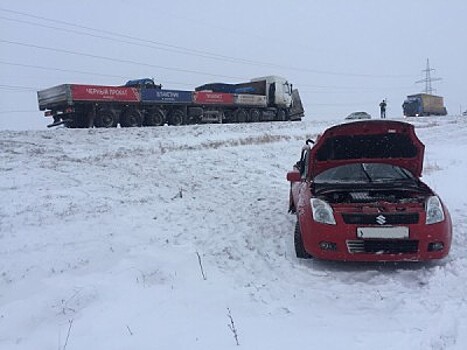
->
357, 226, 409, 239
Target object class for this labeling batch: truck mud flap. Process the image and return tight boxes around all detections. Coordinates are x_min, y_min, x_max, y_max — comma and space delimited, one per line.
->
289, 89, 305, 120
47, 119, 71, 128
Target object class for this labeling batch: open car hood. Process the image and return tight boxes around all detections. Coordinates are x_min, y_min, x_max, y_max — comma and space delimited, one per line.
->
309, 120, 425, 178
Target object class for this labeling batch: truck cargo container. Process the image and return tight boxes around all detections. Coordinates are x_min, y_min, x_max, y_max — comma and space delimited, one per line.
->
195, 80, 266, 95
402, 93, 447, 117
37, 75, 305, 128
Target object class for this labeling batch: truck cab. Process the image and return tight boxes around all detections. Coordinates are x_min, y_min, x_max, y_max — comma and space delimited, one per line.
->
402, 96, 422, 117
251, 76, 293, 108
124, 78, 162, 90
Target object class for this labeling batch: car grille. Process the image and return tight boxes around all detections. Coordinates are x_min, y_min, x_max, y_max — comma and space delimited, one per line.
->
342, 213, 419, 225
346, 240, 419, 254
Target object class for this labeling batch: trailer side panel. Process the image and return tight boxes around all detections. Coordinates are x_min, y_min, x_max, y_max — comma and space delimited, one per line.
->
193, 91, 234, 105
142, 89, 192, 104
70, 85, 140, 102
233, 94, 267, 107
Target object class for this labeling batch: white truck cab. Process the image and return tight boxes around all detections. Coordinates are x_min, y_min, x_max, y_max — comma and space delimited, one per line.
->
251, 76, 293, 108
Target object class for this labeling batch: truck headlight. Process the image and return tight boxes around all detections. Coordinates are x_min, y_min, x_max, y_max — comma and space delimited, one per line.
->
425, 196, 445, 225
311, 198, 336, 225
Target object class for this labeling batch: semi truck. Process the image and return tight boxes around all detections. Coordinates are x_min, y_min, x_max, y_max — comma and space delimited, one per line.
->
402, 93, 447, 117
37, 75, 305, 128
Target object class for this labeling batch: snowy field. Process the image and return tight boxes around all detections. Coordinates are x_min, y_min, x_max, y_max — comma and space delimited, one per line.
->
1, 116, 467, 350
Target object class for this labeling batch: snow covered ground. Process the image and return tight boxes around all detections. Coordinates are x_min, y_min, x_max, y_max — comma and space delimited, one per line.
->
1, 116, 467, 350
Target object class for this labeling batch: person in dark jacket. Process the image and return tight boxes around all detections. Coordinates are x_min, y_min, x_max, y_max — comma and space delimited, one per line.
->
379, 99, 387, 118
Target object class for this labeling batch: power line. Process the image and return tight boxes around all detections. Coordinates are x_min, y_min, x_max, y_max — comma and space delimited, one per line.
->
0, 110, 39, 114
311, 102, 375, 106
0, 82, 394, 96
0, 59, 412, 92
300, 87, 411, 94
0, 83, 38, 90
0, 7, 415, 79
0, 8, 219, 55
0, 91, 34, 94
0, 39, 246, 80
0, 61, 132, 80
0, 61, 196, 87
0, 15, 261, 66
0, 10, 293, 70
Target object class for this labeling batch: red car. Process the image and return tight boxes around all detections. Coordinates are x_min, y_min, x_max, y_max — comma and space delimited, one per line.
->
287, 120, 452, 262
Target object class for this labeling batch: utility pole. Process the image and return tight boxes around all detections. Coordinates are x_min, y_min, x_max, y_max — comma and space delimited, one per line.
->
415, 58, 442, 95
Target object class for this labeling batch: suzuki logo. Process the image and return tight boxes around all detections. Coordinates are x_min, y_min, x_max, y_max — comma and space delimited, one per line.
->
376, 215, 387, 225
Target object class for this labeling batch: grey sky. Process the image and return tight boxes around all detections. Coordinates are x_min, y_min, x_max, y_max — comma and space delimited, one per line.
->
1, 0, 466, 129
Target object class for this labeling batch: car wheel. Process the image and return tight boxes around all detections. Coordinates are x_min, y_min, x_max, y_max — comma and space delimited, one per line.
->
294, 221, 312, 259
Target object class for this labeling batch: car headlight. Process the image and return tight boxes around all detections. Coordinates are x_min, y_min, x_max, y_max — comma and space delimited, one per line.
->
311, 198, 336, 225
425, 196, 445, 225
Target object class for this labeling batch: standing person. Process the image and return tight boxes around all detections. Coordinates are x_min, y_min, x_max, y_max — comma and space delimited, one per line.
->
379, 99, 387, 118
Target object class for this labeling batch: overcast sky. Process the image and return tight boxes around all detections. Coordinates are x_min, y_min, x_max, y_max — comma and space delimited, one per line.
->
1, 0, 466, 129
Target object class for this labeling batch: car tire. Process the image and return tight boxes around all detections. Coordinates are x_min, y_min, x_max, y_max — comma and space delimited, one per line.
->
294, 221, 312, 259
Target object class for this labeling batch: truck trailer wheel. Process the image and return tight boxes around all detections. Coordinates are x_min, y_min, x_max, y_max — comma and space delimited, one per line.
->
95, 110, 118, 128
234, 109, 247, 123
277, 109, 286, 121
120, 109, 143, 127
250, 109, 260, 123
168, 110, 185, 126
144, 108, 165, 126
65, 113, 88, 128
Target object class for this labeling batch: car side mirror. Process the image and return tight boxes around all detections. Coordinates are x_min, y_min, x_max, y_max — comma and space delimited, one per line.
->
287, 171, 301, 182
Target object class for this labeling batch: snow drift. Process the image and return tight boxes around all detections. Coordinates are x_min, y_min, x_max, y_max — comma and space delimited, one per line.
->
1, 117, 467, 349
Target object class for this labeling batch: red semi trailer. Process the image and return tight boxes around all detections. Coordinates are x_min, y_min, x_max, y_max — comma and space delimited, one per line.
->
37, 76, 305, 128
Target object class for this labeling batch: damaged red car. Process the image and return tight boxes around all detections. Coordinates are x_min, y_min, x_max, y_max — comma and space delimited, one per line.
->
287, 120, 452, 261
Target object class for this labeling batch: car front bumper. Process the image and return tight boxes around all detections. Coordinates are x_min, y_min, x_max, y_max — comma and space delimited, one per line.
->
300, 217, 452, 262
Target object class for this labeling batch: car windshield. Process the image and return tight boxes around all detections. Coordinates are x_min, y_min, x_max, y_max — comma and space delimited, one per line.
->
314, 163, 415, 184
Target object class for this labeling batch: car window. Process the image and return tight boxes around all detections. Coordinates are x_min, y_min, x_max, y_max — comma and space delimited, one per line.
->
361, 163, 413, 181
314, 163, 415, 184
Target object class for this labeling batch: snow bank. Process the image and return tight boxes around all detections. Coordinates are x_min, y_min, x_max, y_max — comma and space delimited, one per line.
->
1, 117, 466, 349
